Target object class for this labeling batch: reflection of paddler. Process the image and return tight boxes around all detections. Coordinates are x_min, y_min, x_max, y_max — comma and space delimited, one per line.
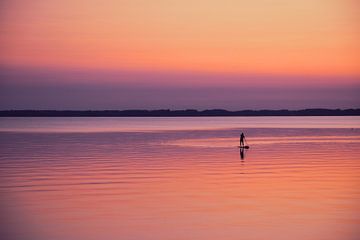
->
240, 147, 244, 160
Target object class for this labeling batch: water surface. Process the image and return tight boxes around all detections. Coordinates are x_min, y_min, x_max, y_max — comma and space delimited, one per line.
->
0, 117, 359, 240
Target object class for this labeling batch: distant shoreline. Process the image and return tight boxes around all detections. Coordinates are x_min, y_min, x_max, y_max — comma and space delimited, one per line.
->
1, 109, 359, 117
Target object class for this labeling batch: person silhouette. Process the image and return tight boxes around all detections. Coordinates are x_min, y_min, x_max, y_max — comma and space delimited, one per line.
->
240, 132, 246, 147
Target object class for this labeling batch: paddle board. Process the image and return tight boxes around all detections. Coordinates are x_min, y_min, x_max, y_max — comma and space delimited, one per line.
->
238, 146, 250, 149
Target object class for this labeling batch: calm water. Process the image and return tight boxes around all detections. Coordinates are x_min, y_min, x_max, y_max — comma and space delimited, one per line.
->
0, 117, 360, 240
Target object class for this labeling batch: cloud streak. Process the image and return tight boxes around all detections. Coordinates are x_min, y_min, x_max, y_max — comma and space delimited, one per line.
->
1, 66, 359, 110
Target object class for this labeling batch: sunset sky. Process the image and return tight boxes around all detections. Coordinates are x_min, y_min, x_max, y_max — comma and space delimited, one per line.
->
0, 0, 359, 109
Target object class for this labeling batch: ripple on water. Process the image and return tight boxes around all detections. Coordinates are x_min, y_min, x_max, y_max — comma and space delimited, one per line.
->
0, 126, 359, 240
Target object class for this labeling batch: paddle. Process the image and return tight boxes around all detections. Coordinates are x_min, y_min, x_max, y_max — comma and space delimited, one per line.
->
245, 138, 249, 146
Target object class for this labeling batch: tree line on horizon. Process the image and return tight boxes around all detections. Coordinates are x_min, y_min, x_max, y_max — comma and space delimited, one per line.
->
0, 108, 359, 117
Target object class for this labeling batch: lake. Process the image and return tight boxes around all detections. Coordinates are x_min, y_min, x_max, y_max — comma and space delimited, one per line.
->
0, 117, 359, 240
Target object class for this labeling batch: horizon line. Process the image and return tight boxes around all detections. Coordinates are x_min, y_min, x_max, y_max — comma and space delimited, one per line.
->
1, 108, 359, 117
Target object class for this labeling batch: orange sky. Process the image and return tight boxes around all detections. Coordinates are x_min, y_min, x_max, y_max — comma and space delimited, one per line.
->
1, 0, 359, 76
0, 0, 359, 110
